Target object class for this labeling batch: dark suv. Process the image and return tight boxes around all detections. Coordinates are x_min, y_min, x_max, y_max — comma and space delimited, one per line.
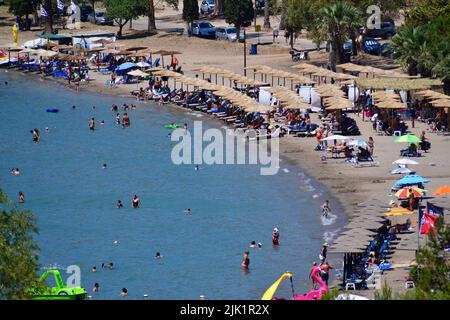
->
364, 21, 396, 39
80, 5, 94, 22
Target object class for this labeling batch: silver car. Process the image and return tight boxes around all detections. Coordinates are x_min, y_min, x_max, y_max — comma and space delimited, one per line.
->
215, 26, 245, 41
200, 0, 215, 14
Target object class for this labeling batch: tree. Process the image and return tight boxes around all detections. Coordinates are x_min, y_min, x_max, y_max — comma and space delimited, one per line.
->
182, 0, 199, 35
7, 0, 35, 18
147, 0, 157, 32
105, 0, 147, 37
263, 0, 271, 29
0, 189, 41, 300
405, 0, 450, 27
223, 0, 254, 39
409, 216, 450, 299
317, 1, 360, 69
42, 0, 54, 34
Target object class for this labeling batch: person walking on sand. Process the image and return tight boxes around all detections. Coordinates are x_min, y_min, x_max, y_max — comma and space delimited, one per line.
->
241, 251, 250, 270
272, 28, 279, 44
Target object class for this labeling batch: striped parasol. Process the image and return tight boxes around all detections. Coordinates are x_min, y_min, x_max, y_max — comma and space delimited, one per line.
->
394, 186, 424, 199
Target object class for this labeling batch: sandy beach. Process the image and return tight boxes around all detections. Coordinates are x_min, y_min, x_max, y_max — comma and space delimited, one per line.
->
1, 4, 449, 299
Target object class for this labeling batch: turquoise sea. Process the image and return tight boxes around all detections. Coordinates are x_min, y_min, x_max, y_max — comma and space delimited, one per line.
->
0, 70, 343, 299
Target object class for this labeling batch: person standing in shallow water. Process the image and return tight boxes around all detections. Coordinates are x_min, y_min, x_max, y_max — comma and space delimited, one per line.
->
89, 118, 95, 131
241, 251, 250, 269
132, 195, 140, 208
122, 113, 130, 127
19, 191, 25, 203
272, 228, 280, 245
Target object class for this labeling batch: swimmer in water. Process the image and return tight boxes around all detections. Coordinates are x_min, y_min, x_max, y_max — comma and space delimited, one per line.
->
92, 266, 97, 273
100, 120, 105, 125
4, 81, 8, 85
195, 165, 199, 171
184, 208, 191, 214
122, 113, 130, 127
322, 200, 331, 217
132, 195, 140, 208
92, 106, 96, 110
116, 200, 123, 208
93, 283, 99, 292
183, 123, 188, 133
89, 118, 95, 131
11, 168, 20, 176
131, 104, 136, 110
155, 252, 162, 259
120, 288, 128, 296
19, 191, 25, 203
250, 241, 257, 248
45, 127, 49, 132
115, 113, 121, 125
102, 163, 107, 169
72, 105, 76, 109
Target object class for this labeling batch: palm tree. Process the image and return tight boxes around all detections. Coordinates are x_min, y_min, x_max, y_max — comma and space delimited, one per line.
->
390, 25, 428, 76
318, 1, 360, 69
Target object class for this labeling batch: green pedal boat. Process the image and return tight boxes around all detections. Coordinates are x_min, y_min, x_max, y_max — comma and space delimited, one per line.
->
32, 269, 87, 300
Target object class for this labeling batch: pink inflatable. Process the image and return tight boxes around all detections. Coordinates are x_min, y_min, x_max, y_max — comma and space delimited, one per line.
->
293, 266, 328, 300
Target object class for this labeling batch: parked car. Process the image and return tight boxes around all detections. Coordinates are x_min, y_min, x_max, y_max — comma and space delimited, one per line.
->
87, 11, 114, 25
189, 21, 216, 39
255, 0, 265, 9
363, 21, 396, 39
216, 26, 244, 41
380, 43, 398, 59
200, 0, 215, 14
80, 4, 93, 22
362, 37, 382, 55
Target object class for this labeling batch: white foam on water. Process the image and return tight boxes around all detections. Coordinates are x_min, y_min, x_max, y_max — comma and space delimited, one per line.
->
301, 185, 315, 192
312, 194, 320, 199
323, 229, 340, 243
283, 168, 289, 173
320, 212, 338, 226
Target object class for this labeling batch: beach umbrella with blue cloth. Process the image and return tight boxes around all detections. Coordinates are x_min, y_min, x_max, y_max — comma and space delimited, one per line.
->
117, 62, 137, 71
395, 175, 430, 186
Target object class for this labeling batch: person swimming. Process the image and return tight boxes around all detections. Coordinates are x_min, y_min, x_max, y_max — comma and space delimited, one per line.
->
45, 127, 49, 132
195, 165, 199, 171
93, 282, 99, 292
115, 113, 121, 125
116, 200, 123, 208
111, 104, 118, 112
89, 118, 95, 131
92, 106, 96, 110
100, 120, 105, 125
92, 266, 97, 273
102, 163, 107, 169
155, 252, 162, 259
11, 168, 20, 176
184, 208, 191, 214
132, 195, 140, 208
250, 241, 257, 248
72, 105, 76, 109
120, 288, 128, 296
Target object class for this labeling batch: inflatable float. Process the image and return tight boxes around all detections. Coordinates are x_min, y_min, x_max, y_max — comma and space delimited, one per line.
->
164, 124, 182, 129
46, 108, 60, 113
261, 268, 328, 300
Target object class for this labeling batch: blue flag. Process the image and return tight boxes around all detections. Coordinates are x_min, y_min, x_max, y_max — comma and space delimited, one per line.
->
57, 0, 65, 11
40, 6, 48, 17
427, 202, 444, 217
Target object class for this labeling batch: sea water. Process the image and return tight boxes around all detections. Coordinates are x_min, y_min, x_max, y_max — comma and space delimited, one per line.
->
0, 71, 344, 300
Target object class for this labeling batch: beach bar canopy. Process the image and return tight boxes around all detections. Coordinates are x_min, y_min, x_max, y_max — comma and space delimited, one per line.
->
355, 77, 443, 91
